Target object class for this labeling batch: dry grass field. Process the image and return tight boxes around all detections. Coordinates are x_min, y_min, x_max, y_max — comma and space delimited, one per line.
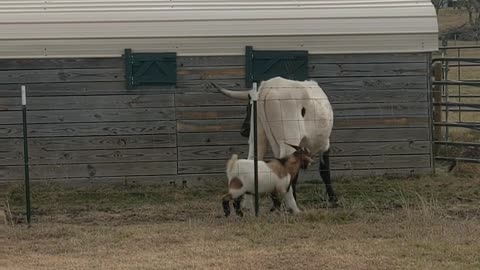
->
2, 171, 480, 270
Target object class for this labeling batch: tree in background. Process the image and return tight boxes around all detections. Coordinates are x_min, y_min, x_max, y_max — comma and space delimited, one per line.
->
457, 0, 479, 25
432, 0, 448, 14
437, 0, 480, 41
453, 0, 480, 26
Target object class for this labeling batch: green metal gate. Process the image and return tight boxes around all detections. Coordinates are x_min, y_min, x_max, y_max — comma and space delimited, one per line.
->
431, 45, 480, 170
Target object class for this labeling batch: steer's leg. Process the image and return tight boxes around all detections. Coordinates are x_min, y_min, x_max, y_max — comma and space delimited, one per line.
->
292, 183, 297, 201
319, 149, 338, 207
291, 173, 299, 201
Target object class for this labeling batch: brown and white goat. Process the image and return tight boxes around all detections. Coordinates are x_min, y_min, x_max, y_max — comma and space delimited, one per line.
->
222, 144, 314, 217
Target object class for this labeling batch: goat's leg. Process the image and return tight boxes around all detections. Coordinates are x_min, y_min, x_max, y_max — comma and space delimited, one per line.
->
222, 193, 233, 217
319, 150, 338, 207
269, 192, 282, 212
233, 195, 244, 217
284, 188, 301, 214
271, 173, 298, 212
241, 194, 254, 212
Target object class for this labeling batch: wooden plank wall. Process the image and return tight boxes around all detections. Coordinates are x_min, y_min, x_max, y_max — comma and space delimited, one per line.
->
0, 53, 432, 186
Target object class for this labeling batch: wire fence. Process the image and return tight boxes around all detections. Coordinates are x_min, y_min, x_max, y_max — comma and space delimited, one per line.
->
3, 74, 462, 224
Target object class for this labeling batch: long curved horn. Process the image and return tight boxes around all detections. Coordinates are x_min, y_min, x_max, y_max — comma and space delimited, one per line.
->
210, 82, 249, 100
285, 143, 301, 151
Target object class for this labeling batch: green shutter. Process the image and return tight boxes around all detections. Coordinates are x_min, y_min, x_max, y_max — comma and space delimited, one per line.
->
245, 46, 308, 87
124, 49, 177, 89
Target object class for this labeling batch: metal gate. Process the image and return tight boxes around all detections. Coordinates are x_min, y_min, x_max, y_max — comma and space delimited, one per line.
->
431, 45, 480, 169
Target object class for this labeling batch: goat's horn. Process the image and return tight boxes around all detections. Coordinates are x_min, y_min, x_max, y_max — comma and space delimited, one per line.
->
210, 82, 249, 100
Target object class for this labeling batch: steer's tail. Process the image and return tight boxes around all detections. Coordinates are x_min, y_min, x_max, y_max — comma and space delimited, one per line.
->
226, 154, 238, 174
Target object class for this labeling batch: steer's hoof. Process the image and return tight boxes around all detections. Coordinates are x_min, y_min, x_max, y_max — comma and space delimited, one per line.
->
328, 199, 339, 208
270, 206, 282, 213
235, 210, 244, 217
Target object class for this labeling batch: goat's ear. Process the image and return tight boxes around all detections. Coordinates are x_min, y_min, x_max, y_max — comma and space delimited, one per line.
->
285, 143, 301, 151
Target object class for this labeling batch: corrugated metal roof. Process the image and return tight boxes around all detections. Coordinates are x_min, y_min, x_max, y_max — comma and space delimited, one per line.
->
0, 0, 439, 58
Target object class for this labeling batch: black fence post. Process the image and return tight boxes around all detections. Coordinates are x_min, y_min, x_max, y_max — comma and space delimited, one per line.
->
21, 85, 31, 226
252, 82, 259, 217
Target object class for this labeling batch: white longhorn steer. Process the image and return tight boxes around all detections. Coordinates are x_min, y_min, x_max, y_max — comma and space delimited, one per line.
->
212, 77, 338, 207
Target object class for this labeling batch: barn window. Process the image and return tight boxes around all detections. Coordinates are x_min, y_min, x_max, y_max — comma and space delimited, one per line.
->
124, 48, 177, 89
245, 46, 308, 87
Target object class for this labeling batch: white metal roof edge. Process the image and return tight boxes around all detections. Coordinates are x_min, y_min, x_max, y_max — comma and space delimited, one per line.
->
0, 37, 439, 59
0, 0, 439, 58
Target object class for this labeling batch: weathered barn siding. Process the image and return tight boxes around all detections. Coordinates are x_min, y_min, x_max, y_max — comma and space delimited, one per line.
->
0, 53, 432, 186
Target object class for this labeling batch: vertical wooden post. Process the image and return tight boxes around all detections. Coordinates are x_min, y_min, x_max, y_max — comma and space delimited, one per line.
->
432, 63, 442, 151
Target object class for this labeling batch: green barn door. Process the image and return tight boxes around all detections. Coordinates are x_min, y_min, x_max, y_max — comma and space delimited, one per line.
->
124, 49, 177, 90
245, 46, 309, 88
241, 46, 309, 137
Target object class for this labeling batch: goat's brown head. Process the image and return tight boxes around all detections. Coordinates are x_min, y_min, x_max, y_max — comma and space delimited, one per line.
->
285, 143, 314, 170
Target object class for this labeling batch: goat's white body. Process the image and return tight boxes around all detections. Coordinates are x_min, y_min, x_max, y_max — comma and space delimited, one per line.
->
226, 155, 300, 213
227, 159, 289, 195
